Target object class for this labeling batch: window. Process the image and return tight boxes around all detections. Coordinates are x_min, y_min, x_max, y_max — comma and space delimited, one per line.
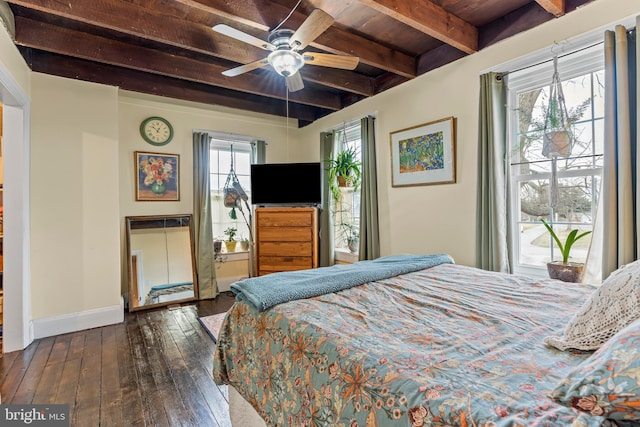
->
209, 137, 252, 247
330, 120, 362, 252
507, 44, 604, 276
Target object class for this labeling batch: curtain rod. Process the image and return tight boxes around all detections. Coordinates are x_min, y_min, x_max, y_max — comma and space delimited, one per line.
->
192, 129, 266, 144
501, 40, 605, 77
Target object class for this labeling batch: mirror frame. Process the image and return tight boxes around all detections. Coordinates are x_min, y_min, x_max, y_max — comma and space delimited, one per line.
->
125, 214, 199, 312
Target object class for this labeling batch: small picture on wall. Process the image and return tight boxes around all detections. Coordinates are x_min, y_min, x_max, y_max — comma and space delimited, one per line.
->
135, 151, 180, 201
390, 116, 456, 187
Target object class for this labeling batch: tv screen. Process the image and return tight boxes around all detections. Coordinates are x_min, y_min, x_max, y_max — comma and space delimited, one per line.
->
250, 162, 321, 205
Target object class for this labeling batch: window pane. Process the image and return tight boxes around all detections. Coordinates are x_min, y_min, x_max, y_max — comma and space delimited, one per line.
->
555, 176, 595, 223
235, 152, 251, 175
518, 180, 551, 222
209, 140, 254, 249
518, 222, 551, 265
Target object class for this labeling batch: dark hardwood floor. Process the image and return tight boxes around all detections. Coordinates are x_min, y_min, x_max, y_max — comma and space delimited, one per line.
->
0, 292, 236, 427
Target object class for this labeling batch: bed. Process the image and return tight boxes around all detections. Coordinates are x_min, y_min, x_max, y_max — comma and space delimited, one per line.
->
213, 255, 640, 427
144, 281, 194, 305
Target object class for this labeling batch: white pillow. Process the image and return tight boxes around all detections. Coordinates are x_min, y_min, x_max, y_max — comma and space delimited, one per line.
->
544, 260, 640, 351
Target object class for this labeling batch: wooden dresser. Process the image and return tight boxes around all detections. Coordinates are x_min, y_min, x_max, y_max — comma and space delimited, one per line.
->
255, 207, 319, 276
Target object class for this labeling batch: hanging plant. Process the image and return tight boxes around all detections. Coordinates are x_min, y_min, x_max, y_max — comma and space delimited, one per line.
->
542, 57, 573, 159
326, 146, 361, 201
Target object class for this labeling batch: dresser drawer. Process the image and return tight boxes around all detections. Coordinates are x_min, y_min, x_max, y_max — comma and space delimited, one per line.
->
258, 256, 313, 274
257, 211, 313, 227
259, 241, 313, 256
259, 226, 311, 242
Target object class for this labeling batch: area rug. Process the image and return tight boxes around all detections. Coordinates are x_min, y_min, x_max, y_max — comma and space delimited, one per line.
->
198, 312, 227, 343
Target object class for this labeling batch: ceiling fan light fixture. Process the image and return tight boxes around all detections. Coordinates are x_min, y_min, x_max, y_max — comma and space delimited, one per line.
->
268, 50, 304, 77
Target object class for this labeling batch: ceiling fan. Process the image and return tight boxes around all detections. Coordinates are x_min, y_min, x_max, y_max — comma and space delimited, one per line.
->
212, 9, 359, 92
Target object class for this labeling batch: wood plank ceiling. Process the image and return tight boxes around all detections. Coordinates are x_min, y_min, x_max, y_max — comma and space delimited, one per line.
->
6, 0, 594, 127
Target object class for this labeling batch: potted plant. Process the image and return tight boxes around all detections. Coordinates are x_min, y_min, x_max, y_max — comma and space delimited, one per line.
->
223, 226, 238, 252
346, 227, 359, 254
239, 235, 250, 251
213, 237, 223, 254
327, 147, 361, 201
541, 219, 592, 283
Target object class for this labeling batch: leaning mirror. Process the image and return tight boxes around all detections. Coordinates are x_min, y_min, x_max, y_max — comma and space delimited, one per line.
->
125, 214, 198, 311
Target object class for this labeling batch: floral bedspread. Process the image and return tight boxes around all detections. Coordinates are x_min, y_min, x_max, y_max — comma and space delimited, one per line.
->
213, 263, 609, 427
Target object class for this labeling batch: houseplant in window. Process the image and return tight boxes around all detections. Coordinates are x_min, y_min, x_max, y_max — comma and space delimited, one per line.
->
541, 219, 591, 283
345, 224, 359, 253
327, 147, 361, 201
223, 227, 238, 252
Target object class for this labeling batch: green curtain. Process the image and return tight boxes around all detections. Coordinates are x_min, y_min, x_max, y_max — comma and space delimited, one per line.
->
319, 131, 335, 267
192, 132, 218, 299
358, 116, 380, 260
475, 72, 511, 272
601, 19, 640, 279
246, 140, 266, 277
251, 140, 266, 164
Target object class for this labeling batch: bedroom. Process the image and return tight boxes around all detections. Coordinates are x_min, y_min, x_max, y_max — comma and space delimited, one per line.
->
0, 0, 637, 424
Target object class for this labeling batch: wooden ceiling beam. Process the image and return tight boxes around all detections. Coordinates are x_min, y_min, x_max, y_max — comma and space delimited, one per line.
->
356, 0, 478, 54
7, 0, 266, 63
14, 16, 343, 110
534, 0, 565, 17
172, 0, 417, 78
300, 66, 374, 97
21, 48, 328, 123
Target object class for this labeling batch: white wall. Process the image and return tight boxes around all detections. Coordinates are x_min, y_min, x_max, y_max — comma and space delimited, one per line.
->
296, 0, 640, 267
30, 74, 121, 321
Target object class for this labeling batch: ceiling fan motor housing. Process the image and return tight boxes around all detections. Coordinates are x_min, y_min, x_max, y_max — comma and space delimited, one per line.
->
268, 29, 296, 49
267, 29, 304, 77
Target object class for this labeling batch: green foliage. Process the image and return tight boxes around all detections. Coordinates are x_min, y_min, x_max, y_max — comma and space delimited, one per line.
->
541, 219, 591, 264
223, 226, 237, 242
326, 147, 361, 201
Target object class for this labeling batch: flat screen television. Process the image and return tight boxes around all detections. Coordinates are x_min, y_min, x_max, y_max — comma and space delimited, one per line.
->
250, 162, 321, 205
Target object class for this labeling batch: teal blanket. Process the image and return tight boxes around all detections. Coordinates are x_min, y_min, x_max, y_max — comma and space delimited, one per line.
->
231, 253, 454, 311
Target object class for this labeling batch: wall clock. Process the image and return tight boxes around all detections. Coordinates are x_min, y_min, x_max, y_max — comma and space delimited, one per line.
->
140, 116, 174, 146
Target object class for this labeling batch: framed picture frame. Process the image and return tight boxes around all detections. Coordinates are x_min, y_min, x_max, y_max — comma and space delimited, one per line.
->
390, 117, 456, 187
135, 151, 180, 201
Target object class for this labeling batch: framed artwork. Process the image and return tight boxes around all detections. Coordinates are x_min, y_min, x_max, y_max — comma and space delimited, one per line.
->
135, 151, 180, 201
390, 116, 456, 187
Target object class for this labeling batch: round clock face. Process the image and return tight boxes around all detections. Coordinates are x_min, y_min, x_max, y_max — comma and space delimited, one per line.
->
140, 117, 173, 146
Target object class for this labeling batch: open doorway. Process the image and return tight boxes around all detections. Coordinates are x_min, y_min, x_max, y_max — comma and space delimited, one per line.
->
0, 62, 32, 352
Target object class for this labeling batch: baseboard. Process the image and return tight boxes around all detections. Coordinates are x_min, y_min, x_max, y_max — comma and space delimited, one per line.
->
32, 297, 125, 339
217, 275, 248, 292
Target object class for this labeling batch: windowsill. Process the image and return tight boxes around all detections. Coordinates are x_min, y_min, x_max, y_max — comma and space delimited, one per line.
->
335, 248, 358, 264
215, 251, 250, 262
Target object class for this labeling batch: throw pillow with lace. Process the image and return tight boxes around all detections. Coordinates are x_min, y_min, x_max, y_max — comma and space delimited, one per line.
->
544, 259, 640, 351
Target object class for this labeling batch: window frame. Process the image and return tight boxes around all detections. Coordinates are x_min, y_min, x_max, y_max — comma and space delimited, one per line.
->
506, 44, 604, 277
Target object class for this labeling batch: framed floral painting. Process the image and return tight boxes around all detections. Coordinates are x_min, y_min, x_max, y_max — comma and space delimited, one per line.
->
135, 151, 180, 201
390, 117, 456, 187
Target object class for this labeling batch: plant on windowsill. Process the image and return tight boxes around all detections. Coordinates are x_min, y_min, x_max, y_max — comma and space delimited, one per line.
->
223, 227, 238, 252
541, 219, 592, 283
239, 235, 250, 251
327, 146, 361, 202
338, 222, 359, 254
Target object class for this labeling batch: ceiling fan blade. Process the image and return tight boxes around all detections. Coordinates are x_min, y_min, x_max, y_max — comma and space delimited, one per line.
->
222, 58, 270, 77
289, 9, 334, 51
303, 53, 359, 70
212, 24, 275, 51
285, 73, 304, 92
